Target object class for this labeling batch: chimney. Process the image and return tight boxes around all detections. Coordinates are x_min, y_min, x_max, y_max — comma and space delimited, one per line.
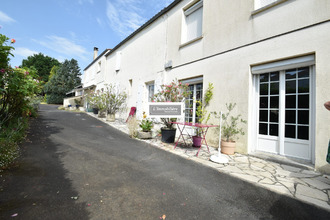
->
93, 47, 99, 60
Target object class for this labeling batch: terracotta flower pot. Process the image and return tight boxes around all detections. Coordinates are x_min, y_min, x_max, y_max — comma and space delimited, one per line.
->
221, 140, 236, 155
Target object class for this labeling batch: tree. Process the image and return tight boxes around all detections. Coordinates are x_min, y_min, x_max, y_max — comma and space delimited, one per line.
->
21, 53, 60, 82
44, 59, 81, 104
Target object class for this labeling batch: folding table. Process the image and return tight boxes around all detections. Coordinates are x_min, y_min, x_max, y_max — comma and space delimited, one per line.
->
170, 122, 218, 156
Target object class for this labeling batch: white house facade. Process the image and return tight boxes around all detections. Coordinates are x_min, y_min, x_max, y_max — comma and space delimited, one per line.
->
82, 0, 330, 173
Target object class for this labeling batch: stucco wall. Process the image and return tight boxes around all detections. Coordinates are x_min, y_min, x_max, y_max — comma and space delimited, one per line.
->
82, 0, 330, 173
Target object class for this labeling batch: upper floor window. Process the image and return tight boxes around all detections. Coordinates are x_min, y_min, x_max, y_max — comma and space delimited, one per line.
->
182, 0, 203, 44
97, 61, 101, 73
255, 0, 279, 10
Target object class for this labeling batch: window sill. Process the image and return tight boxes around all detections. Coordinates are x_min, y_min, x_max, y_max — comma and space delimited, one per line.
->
179, 36, 203, 49
252, 0, 287, 16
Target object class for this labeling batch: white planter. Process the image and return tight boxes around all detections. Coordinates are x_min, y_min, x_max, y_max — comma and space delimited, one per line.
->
106, 113, 115, 122
137, 131, 152, 139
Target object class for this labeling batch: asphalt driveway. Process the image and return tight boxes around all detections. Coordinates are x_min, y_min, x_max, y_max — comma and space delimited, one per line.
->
0, 104, 329, 219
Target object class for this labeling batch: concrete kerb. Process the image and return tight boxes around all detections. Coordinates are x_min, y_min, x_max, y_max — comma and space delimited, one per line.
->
83, 112, 330, 211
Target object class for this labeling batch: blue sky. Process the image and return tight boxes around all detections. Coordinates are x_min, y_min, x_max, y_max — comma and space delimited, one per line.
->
0, 0, 172, 71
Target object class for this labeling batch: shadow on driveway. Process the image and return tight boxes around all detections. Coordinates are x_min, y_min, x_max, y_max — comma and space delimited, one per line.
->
0, 106, 90, 219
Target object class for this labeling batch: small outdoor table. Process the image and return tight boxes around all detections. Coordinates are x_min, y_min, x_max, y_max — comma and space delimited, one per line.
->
170, 122, 218, 156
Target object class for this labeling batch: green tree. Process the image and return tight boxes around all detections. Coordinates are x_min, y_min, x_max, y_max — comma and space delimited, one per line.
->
21, 53, 60, 82
44, 59, 81, 104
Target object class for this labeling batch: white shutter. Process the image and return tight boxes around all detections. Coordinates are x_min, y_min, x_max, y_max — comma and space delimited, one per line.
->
251, 55, 315, 74
184, 0, 203, 42
186, 7, 203, 41
115, 51, 121, 71
255, 0, 278, 10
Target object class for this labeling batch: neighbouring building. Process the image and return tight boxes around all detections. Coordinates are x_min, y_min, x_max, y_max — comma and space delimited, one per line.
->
81, 0, 330, 173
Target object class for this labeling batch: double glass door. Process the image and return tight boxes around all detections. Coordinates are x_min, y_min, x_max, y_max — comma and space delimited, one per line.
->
257, 66, 312, 160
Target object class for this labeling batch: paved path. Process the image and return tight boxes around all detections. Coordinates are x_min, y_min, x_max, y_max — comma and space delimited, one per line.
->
0, 105, 329, 219
89, 112, 330, 212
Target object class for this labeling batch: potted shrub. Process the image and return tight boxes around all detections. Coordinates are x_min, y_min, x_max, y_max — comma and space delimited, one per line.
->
85, 90, 99, 114
193, 83, 213, 147
219, 103, 247, 155
153, 79, 190, 143
74, 97, 82, 109
103, 84, 127, 122
97, 93, 107, 118
137, 112, 153, 139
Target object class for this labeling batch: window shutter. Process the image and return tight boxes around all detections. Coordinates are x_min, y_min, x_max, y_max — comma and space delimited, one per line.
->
186, 6, 203, 42
255, 0, 278, 10
115, 51, 121, 71
251, 55, 315, 74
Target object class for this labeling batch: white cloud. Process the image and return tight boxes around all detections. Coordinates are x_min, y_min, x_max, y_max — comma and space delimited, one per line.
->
0, 11, 16, 23
105, 0, 174, 38
36, 35, 89, 62
106, 0, 147, 38
96, 17, 104, 27
14, 47, 38, 58
78, 0, 94, 5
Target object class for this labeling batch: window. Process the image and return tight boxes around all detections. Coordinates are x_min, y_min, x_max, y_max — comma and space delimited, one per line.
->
181, 77, 203, 123
97, 61, 101, 73
252, 55, 315, 160
115, 51, 121, 71
146, 83, 154, 102
182, 0, 203, 43
254, 0, 286, 11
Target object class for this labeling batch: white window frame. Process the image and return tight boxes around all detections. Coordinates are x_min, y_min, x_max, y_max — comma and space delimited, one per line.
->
181, 77, 203, 123
115, 51, 122, 71
251, 55, 315, 162
146, 82, 155, 102
181, 0, 203, 44
97, 61, 101, 73
254, 0, 287, 11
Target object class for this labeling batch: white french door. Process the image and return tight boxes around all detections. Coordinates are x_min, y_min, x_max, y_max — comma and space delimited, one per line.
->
255, 65, 314, 161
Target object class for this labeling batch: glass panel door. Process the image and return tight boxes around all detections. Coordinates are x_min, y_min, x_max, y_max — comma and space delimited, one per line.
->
285, 67, 310, 140
256, 66, 312, 160
259, 72, 280, 137
185, 83, 203, 123
283, 67, 311, 159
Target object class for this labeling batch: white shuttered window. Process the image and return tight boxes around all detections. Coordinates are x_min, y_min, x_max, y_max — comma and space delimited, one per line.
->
183, 0, 203, 43
255, 0, 277, 10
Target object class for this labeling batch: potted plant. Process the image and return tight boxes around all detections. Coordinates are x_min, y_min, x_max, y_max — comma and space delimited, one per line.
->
103, 84, 127, 122
85, 90, 99, 114
193, 83, 213, 147
218, 103, 247, 155
138, 112, 153, 139
74, 97, 82, 109
153, 79, 190, 143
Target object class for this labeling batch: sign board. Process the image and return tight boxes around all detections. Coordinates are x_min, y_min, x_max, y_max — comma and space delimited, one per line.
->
147, 102, 184, 118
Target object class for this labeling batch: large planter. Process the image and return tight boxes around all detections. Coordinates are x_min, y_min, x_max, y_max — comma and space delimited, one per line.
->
161, 128, 176, 143
92, 108, 99, 114
221, 140, 236, 155
106, 113, 115, 122
98, 110, 106, 118
192, 136, 202, 148
137, 131, 152, 139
